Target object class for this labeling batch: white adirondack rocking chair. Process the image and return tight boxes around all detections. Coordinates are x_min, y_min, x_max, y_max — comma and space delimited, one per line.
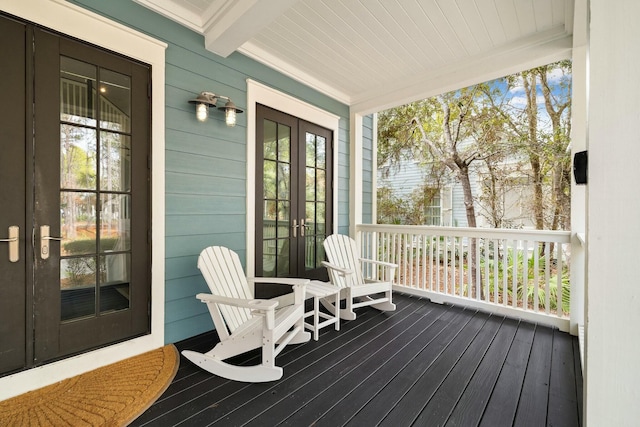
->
321, 234, 397, 320
182, 246, 311, 382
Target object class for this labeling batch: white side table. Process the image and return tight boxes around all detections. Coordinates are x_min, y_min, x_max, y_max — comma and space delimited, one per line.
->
304, 280, 340, 341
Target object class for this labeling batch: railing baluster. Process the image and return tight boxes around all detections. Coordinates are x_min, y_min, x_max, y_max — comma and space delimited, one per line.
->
533, 242, 540, 312
444, 236, 449, 295
354, 224, 572, 326
503, 239, 508, 306
492, 239, 500, 304
556, 243, 563, 317
428, 234, 434, 292
512, 239, 518, 309
476, 238, 480, 301
523, 240, 529, 311
545, 243, 551, 314
452, 236, 456, 296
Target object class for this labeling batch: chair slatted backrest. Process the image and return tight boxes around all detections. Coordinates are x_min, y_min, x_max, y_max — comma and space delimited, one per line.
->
323, 234, 365, 288
198, 246, 253, 333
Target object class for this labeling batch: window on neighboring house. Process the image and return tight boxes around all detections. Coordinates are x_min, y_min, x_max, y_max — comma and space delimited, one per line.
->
424, 192, 441, 226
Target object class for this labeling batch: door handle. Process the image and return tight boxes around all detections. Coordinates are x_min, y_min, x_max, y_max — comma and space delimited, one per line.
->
0, 226, 19, 262
40, 225, 62, 260
300, 219, 305, 237
292, 219, 299, 238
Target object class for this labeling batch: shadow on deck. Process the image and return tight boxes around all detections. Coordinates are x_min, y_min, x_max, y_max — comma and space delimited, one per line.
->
132, 293, 582, 426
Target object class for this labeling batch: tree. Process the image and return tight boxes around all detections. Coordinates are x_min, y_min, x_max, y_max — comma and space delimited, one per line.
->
377, 61, 572, 233
484, 61, 572, 231
379, 86, 508, 298
378, 86, 506, 229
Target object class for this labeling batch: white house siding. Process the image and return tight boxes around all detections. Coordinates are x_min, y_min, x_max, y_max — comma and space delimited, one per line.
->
378, 160, 426, 198
377, 159, 479, 227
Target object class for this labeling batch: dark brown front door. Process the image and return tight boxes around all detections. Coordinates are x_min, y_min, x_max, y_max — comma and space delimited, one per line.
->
0, 14, 28, 375
255, 105, 333, 280
0, 15, 151, 376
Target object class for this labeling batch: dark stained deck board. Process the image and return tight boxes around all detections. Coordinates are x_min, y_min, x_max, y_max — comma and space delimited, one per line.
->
315, 304, 468, 427
513, 325, 553, 426
376, 311, 493, 426
411, 315, 505, 426
547, 329, 580, 427
130, 293, 582, 427
135, 306, 381, 425
342, 306, 479, 426
443, 316, 520, 427
209, 298, 430, 426
479, 321, 537, 427
248, 301, 444, 426
280, 303, 456, 426
573, 338, 584, 427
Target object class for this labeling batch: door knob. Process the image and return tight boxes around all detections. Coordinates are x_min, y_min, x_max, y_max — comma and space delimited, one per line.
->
40, 225, 62, 260
0, 226, 19, 262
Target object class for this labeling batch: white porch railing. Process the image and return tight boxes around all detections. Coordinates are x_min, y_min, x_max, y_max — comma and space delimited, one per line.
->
356, 224, 572, 331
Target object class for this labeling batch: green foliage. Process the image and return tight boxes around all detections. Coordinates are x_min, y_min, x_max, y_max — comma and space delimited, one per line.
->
477, 247, 570, 313
63, 238, 119, 254
377, 60, 572, 231
62, 238, 120, 286
521, 273, 571, 314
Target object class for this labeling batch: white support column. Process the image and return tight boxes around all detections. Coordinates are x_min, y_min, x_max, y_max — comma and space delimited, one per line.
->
350, 111, 363, 238
569, 0, 587, 337
586, 0, 640, 424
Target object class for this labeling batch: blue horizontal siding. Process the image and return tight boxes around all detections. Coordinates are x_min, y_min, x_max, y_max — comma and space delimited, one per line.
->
362, 115, 374, 224
70, 0, 350, 345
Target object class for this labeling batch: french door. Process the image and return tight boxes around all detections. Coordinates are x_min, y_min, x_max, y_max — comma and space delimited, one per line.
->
255, 104, 333, 280
0, 16, 151, 376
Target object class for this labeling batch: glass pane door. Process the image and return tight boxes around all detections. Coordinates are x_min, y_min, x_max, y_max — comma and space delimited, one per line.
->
60, 57, 133, 321
256, 105, 332, 280
303, 131, 328, 273
261, 118, 292, 277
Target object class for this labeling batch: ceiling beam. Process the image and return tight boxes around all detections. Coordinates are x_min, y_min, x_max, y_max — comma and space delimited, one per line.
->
203, 0, 300, 58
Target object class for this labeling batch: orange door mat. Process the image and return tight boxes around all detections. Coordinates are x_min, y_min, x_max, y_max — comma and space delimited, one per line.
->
0, 344, 179, 426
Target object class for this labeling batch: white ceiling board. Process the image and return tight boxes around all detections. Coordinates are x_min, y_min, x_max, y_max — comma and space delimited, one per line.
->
136, 0, 575, 111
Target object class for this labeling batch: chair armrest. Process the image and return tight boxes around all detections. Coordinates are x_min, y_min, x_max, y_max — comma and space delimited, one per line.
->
321, 260, 354, 277
359, 258, 398, 269
249, 277, 308, 305
358, 258, 397, 282
250, 277, 310, 286
195, 293, 279, 311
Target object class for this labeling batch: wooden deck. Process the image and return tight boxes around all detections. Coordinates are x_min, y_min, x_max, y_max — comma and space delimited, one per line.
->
132, 293, 583, 426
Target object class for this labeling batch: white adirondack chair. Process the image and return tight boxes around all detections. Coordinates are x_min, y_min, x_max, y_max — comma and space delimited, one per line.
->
321, 234, 397, 320
182, 246, 311, 382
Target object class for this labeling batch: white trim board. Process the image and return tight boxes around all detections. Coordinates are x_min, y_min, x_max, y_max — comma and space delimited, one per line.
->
245, 79, 340, 277
0, 0, 166, 401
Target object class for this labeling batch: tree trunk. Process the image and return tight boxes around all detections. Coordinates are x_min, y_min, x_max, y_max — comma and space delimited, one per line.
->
457, 164, 482, 298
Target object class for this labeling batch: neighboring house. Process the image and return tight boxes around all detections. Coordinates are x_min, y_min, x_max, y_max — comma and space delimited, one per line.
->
377, 160, 456, 226
0, 1, 638, 425
378, 156, 535, 229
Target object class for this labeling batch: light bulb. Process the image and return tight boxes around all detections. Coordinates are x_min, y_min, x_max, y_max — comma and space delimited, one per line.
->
225, 108, 236, 127
196, 103, 208, 122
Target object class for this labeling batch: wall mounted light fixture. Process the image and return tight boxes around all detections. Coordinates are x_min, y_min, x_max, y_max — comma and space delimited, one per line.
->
188, 91, 244, 127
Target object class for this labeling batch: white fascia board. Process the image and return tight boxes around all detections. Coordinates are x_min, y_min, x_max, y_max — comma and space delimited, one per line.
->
133, 0, 205, 33
238, 41, 352, 105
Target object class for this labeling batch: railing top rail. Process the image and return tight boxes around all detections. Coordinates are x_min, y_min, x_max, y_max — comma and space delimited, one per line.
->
357, 223, 571, 243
